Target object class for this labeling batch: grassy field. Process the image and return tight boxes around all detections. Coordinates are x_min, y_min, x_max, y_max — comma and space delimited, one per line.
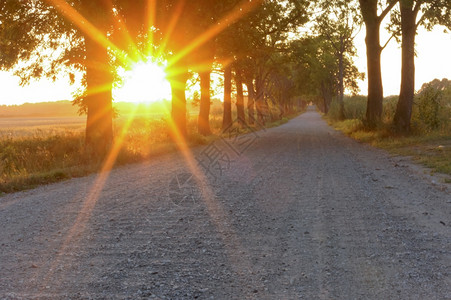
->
326, 94, 451, 180
0, 105, 302, 194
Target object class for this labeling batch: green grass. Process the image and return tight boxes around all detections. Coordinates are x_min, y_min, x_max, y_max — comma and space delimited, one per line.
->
0, 107, 305, 194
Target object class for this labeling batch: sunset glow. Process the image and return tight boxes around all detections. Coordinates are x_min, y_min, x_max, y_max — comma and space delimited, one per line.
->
114, 61, 172, 103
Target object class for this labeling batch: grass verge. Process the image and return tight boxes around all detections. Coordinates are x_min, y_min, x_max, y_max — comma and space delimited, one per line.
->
328, 118, 451, 177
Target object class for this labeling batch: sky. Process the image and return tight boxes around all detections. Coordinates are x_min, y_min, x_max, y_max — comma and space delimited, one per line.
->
0, 26, 450, 106
354, 25, 451, 96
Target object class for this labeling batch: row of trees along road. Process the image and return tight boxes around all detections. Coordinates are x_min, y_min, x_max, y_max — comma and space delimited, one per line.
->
1, 0, 450, 156
358, 0, 450, 130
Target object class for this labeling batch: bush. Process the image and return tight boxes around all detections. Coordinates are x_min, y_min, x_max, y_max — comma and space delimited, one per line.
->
344, 95, 367, 120
382, 96, 398, 123
332, 90, 450, 135
327, 100, 342, 121
413, 84, 451, 132
326, 96, 366, 122
417, 86, 442, 130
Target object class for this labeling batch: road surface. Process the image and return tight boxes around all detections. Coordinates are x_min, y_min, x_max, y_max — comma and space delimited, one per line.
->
0, 107, 450, 299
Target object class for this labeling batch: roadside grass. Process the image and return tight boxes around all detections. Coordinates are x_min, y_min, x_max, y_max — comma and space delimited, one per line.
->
0, 108, 304, 195
326, 95, 451, 178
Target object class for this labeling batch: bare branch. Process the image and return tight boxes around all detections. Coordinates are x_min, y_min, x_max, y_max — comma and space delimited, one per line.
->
415, 13, 427, 30
381, 28, 400, 50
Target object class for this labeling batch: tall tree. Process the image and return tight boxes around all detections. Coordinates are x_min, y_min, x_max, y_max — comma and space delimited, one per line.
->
217, 0, 309, 126
155, 0, 262, 138
358, 0, 399, 126
392, 0, 451, 132
245, 76, 256, 125
198, 66, 213, 135
290, 35, 363, 114
222, 64, 233, 130
78, 1, 115, 154
241, 59, 257, 124
1, 1, 117, 155
234, 65, 246, 125
315, 0, 362, 119
291, 37, 337, 113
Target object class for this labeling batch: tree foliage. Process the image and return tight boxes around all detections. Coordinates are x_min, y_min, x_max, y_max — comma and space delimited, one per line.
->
314, 0, 363, 119
414, 78, 451, 131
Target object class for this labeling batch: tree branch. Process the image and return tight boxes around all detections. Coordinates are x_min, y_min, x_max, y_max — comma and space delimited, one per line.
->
318, 23, 340, 52
415, 13, 426, 30
413, 0, 425, 15
381, 28, 400, 50
379, 0, 399, 23
351, 24, 363, 40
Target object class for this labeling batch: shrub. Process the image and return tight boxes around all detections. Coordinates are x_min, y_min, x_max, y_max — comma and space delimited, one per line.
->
327, 96, 366, 122
417, 86, 442, 130
382, 96, 398, 123
344, 95, 367, 120
327, 100, 342, 121
413, 84, 451, 132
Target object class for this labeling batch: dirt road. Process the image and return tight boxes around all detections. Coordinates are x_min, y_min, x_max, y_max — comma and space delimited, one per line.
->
1, 107, 450, 299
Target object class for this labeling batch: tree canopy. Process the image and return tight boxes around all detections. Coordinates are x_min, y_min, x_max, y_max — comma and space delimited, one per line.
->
2, 0, 446, 153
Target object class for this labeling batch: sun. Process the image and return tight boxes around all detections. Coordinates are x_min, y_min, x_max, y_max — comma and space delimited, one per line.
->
114, 60, 171, 103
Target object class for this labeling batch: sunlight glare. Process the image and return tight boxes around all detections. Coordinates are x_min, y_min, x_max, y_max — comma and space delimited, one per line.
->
115, 61, 171, 103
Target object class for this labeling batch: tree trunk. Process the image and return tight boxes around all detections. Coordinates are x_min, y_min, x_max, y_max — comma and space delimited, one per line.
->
198, 69, 211, 135
84, 36, 113, 156
169, 70, 189, 140
235, 69, 246, 126
337, 36, 345, 120
365, 21, 383, 126
246, 79, 255, 125
255, 75, 265, 125
394, 1, 417, 132
279, 103, 285, 119
359, 0, 384, 127
321, 81, 332, 114
222, 65, 232, 130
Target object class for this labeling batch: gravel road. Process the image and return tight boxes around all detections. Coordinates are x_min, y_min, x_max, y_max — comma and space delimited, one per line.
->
0, 107, 450, 299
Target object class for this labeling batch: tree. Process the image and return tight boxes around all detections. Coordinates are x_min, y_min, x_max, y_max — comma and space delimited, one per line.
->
392, 0, 451, 132
217, 0, 309, 126
315, 0, 362, 120
242, 59, 257, 124
358, 0, 399, 126
290, 35, 363, 114
291, 37, 337, 113
154, 0, 263, 137
78, 1, 115, 155
234, 64, 246, 125
198, 64, 213, 135
222, 64, 233, 130
2, 0, 119, 155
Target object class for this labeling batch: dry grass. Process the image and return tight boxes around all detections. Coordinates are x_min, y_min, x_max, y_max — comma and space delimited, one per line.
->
326, 94, 451, 178
0, 107, 304, 194
328, 118, 451, 177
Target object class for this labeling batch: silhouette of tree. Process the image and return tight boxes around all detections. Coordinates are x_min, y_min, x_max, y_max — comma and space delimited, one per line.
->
315, 0, 363, 119
290, 34, 363, 114
217, 0, 309, 126
390, 0, 451, 132
358, 0, 399, 127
